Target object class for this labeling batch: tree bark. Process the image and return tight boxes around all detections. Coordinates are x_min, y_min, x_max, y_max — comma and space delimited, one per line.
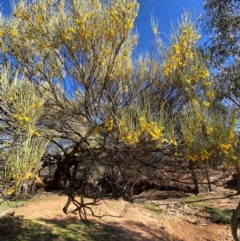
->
237, 169, 240, 195
53, 154, 75, 189
231, 202, 240, 241
189, 161, 199, 194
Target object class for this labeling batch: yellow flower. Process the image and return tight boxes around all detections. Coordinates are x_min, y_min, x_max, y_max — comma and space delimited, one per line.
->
64, 34, 71, 41
196, 34, 201, 40
201, 70, 210, 78
153, 27, 158, 35
229, 132, 235, 140
24, 172, 33, 180
125, 133, 132, 142
206, 127, 213, 135
200, 149, 209, 161
173, 44, 180, 54
233, 118, 238, 124
23, 116, 30, 122
138, 117, 144, 122
69, 27, 76, 34
192, 99, 198, 105
34, 131, 42, 137
109, 29, 115, 36
161, 138, 168, 144
186, 155, 196, 162
149, 131, 158, 140
204, 82, 212, 87
169, 139, 178, 146
7, 188, 15, 196
19, 121, 24, 127
76, 18, 84, 25
203, 101, 210, 108
139, 118, 147, 131
220, 143, 231, 152
35, 175, 41, 182
0, 29, 4, 37
188, 52, 194, 60
185, 79, 191, 84
2, 142, 9, 147
13, 114, 24, 121
10, 29, 18, 37
105, 116, 114, 131
36, 14, 44, 22
86, 12, 93, 18
230, 155, 238, 161
205, 91, 215, 99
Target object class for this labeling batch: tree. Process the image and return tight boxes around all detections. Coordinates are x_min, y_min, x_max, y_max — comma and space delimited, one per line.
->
0, 0, 238, 219
202, 0, 240, 104
203, 0, 240, 194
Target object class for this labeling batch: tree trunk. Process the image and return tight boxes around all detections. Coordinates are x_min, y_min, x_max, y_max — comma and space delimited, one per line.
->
189, 161, 199, 194
53, 154, 73, 189
231, 202, 240, 241
204, 162, 212, 192
53, 145, 90, 189
237, 168, 240, 195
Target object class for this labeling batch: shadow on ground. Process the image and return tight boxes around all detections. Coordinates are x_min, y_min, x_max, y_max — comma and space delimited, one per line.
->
0, 215, 184, 241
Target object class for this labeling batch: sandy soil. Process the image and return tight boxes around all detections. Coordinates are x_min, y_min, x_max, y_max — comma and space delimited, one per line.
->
1, 187, 238, 241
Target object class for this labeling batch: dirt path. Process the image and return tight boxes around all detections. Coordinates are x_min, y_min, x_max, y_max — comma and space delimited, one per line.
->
0, 189, 237, 241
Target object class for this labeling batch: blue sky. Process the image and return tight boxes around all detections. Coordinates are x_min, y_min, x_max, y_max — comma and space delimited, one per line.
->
135, 0, 204, 52
0, 0, 204, 52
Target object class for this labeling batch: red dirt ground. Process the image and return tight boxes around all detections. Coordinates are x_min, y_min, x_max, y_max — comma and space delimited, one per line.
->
1, 186, 238, 241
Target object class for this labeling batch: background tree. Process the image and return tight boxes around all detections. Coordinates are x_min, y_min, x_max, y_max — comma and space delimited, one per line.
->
202, 0, 240, 104
202, 0, 240, 193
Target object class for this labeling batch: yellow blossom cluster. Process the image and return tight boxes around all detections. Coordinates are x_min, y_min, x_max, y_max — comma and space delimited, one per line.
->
0, 73, 45, 138
13, 3, 30, 21
116, 114, 176, 146
116, 115, 140, 144
185, 149, 210, 162
120, 131, 140, 145
7, 172, 41, 196
13, 113, 30, 126
181, 102, 238, 163
219, 143, 232, 154
163, 24, 201, 78
0, 0, 138, 92
138, 117, 165, 141
105, 116, 114, 131
158, 17, 214, 107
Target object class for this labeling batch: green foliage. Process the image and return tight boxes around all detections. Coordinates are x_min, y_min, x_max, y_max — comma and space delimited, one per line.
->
0, 215, 137, 241
203, 0, 240, 65
184, 195, 205, 208
202, 0, 240, 103
205, 207, 232, 224
143, 203, 159, 213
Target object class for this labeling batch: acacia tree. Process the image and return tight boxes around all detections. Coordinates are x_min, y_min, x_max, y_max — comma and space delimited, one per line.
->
0, 0, 239, 219
0, 0, 140, 189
